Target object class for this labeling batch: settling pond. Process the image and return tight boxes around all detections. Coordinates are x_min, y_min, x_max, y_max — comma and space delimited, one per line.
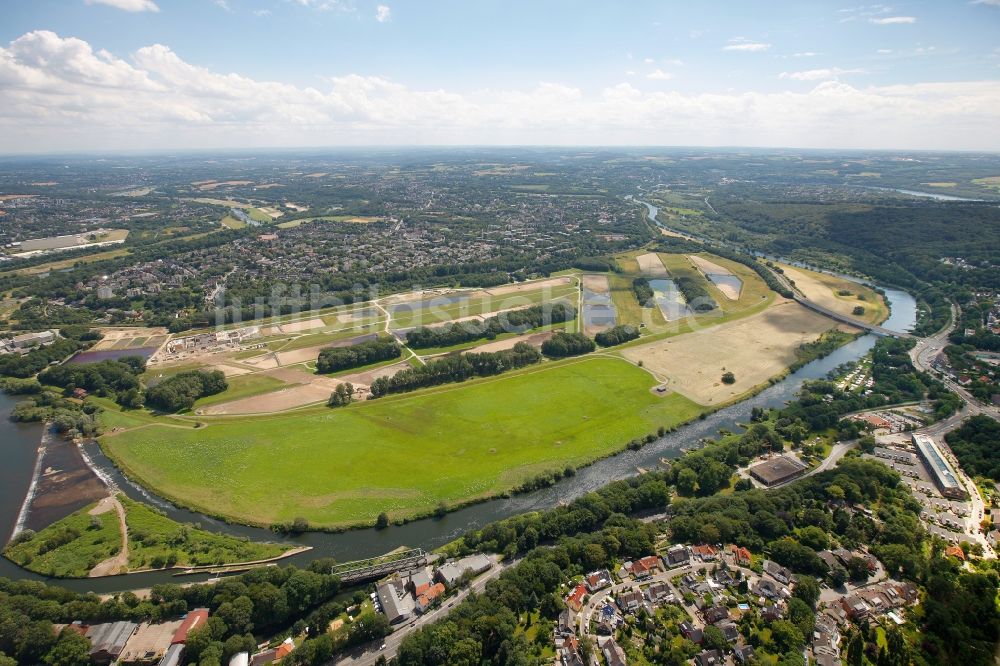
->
0, 285, 916, 593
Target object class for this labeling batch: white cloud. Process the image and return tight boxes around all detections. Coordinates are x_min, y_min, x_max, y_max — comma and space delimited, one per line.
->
646, 69, 673, 81
779, 68, 863, 81
1, 31, 999, 152
375, 4, 391, 22
643, 58, 654, 64
253, 8, 272, 16
84, 0, 159, 12
870, 16, 916, 24
877, 48, 893, 54
724, 39, 771, 52
292, 0, 353, 11
972, 0, 1000, 6
213, 0, 232, 11
793, 52, 818, 58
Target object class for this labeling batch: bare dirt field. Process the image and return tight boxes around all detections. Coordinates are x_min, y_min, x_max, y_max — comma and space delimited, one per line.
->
485, 276, 572, 296
582, 274, 611, 293
200, 382, 335, 415
620, 300, 843, 405
778, 263, 887, 325
636, 252, 670, 277
278, 317, 326, 334
460, 331, 555, 354
211, 363, 254, 377
687, 254, 734, 276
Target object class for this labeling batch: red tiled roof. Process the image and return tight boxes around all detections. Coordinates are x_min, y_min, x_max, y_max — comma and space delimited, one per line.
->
171, 609, 209, 645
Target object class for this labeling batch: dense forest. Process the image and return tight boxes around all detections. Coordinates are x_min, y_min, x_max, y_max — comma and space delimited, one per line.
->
945, 415, 1000, 482
145, 370, 228, 412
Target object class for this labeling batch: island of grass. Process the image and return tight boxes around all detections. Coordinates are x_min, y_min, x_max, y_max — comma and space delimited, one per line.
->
3, 502, 121, 578
100, 356, 703, 530
4, 495, 297, 578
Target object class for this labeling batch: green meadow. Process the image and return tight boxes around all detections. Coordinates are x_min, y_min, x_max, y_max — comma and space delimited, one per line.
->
101, 356, 701, 529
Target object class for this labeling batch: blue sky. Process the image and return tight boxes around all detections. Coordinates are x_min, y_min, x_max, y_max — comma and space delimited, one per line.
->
0, 0, 998, 152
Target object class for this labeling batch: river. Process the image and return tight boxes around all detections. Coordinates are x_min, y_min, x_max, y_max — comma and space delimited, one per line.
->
0, 257, 917, 593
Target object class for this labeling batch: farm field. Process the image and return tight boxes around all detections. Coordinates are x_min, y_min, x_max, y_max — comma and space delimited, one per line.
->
619, 299, 844, 404
777, 263, 888, 325
100, 356, 702, 528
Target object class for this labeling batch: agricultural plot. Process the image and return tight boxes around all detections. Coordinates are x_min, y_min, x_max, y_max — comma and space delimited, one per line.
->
635, 252, 669, 276
101, 357, 702, 528
777, 263, 887, 325
620, 299, 842, 404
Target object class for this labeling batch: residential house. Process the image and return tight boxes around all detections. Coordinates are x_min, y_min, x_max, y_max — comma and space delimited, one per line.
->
565, 584, 587, 612
665, 544, 690, 568
691, 544, 718, 561
585, 569, 613, 592
616, 587, 644, 614
694, 649, 723, 666
763, 559, 793, 585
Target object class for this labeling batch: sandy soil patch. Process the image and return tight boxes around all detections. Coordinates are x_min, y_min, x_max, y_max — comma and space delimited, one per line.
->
459, 331, 555, 354
262, 366, 315, 384
201, 382, 335, 415
278, 317, 326, 334
257, 206, 284, 219
304, 172, 328, 178
484, 276, 572, 296
0, 194, 36, 201
582, 274, 611, 293
779, 264, 884, 323
285, 203, 309, 212
621, 300, 841, 405
687, 254, 734, 276
212, 363, 254, 377
636, 253, 670, 277
338, 360, 412, 387
240, 354, 280, 369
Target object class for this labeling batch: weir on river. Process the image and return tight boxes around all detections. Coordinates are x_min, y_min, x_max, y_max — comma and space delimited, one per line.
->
0, 250, 917, 593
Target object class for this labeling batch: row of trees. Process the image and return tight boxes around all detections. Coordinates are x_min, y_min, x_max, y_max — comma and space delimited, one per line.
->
632, 277, 654, 306
316, 337, 400, 374
370, 343, 542, 397
541, 331, 596, 358
405, 303, 576, 349
594, 324, 640, 347
145, 370, 228, 412
674, 275, 718, 311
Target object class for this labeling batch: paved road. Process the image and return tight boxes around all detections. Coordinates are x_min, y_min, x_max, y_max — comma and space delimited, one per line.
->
331, 556, 512, 666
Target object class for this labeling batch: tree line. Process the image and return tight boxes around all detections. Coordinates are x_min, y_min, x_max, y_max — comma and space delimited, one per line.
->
370, 343, 542, 397
405, 302, 576, 349
316, 337, 401, 374
540, 331, 596, 357
594, 324, 640, 347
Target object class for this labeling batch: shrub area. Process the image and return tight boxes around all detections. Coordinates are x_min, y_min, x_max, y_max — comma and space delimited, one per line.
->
3, 504, 121, 578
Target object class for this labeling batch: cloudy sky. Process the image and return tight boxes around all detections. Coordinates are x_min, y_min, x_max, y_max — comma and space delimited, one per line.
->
1, 0, 999, 153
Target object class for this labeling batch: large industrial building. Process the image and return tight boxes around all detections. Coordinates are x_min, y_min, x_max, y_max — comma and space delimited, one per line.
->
912, 434, 968, 500
749, 455, 807, 487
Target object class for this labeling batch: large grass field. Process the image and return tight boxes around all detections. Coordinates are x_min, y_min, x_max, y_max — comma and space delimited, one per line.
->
101, 356, 702, 528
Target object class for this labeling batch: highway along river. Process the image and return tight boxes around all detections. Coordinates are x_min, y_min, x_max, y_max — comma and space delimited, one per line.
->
0, 284, 916, 593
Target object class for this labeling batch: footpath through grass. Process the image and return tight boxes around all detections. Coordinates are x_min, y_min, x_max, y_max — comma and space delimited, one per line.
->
101, 356, 703, 529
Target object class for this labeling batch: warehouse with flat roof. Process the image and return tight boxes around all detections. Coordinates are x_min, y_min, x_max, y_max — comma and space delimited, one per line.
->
912, 434, 967, 500
750, 456, 807, 487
